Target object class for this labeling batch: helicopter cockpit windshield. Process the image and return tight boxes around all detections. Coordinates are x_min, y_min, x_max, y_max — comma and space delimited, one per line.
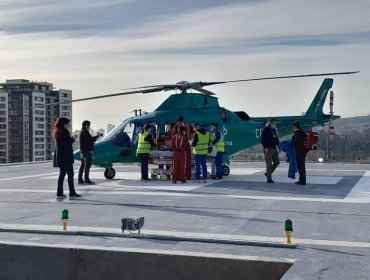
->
104, 121, 143, 147
103, 121, 160, 147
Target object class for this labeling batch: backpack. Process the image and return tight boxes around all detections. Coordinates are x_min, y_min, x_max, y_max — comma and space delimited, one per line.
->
303, 131, 318, 150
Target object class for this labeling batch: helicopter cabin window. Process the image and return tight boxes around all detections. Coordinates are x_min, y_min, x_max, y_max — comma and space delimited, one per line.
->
234, 111, 250, 121
219, 108, 228, 123
165, 123, 175, 134
150, 123, 159, 140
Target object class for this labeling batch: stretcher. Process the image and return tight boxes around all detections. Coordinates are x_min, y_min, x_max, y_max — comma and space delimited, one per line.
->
150, 150, 173, 180
149, 149, 215, 181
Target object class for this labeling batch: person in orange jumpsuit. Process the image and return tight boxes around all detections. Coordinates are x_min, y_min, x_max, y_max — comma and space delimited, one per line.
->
172, 116, 194, 180
171, 125, 189, 184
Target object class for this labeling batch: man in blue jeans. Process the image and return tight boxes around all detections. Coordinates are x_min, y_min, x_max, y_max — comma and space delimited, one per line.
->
192, 124, 209, 183
209, 123, 225, 180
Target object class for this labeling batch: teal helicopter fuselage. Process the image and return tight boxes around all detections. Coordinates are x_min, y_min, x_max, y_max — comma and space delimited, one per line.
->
74, 78, 338, 172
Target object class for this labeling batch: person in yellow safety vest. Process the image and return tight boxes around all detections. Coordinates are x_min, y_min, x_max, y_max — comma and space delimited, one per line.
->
137, 123, 155, 181
191, 123, 209, 183
209, 123, 225, 180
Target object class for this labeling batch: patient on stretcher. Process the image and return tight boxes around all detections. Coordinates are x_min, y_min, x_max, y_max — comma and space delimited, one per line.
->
156, 123, 174, 151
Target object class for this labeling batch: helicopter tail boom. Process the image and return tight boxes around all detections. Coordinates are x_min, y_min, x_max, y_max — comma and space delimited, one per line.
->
250, 78, 339, 129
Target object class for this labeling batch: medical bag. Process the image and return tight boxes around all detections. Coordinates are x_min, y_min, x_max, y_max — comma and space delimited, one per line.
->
303, 131, 318, 150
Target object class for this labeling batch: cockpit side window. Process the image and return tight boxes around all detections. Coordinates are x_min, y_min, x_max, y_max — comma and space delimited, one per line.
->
123, 122, 135, 142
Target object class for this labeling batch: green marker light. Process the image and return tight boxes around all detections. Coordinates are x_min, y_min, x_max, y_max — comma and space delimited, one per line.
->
61, 209, 69, 220
285, 219, 293, 232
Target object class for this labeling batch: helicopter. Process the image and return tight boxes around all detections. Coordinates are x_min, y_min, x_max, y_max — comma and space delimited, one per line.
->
38, 71, 358, 179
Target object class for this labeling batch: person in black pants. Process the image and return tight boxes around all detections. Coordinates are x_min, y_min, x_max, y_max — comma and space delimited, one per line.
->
53, 117, 81, 199
136, 124, 155, 181
78, 120, 101, 184
292, 121, 308, 185
261, 118, 280, 183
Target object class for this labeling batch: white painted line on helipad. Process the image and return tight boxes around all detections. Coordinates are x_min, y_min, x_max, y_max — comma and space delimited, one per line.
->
0, 168, 100, 182
345, 171, 370, 200
0, 172, 60, 181
0, 188, 368, 203
225, 169, 262, 175
224, 194, 369, 203
224, 175, 343, 185
0, 223, 369, 250
304, 168, 367, 172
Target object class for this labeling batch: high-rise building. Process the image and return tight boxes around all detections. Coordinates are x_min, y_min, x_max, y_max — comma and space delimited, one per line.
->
0, 79, 72, 163
107, 123, 116, 134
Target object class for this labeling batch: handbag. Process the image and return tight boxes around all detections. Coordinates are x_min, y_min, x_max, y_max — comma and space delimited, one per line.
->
52, 148, 58, 168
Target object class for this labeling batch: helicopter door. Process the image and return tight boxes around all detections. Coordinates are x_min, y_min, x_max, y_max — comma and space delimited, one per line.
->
132, 123, 143, 146
109, 122, 143, 158
149, 122, 160, 145
132, 122, 159, 147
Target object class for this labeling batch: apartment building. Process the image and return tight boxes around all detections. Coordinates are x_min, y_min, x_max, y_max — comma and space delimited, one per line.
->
0, 79, 72, 163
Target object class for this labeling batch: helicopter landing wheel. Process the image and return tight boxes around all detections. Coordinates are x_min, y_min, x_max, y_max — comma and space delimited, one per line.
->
222, 165, 230, 176
104, 168, 116, 179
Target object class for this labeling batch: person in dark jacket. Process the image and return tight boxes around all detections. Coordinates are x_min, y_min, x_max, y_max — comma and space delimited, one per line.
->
78, 120, 101, 184
261, 118, 280, 183
292, 121, 307, 185
136, 123, 155, 181
53, 117, 81, 199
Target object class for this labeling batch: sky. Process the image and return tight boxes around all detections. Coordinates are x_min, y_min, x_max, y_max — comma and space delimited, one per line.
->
0, 0, 369, 131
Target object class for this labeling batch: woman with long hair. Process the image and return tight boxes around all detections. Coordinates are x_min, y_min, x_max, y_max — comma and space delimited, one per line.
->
53, 117, 81, 199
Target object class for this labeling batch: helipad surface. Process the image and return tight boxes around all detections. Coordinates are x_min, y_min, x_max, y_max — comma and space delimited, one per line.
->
0, 161, 370, 279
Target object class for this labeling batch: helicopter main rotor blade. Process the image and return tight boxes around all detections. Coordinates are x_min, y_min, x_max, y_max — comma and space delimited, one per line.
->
29, 86, 165, 108
191, 86, 216, 96
199, 71, 359, 87
29, 70, 359, 108
120, 84, 179, 91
